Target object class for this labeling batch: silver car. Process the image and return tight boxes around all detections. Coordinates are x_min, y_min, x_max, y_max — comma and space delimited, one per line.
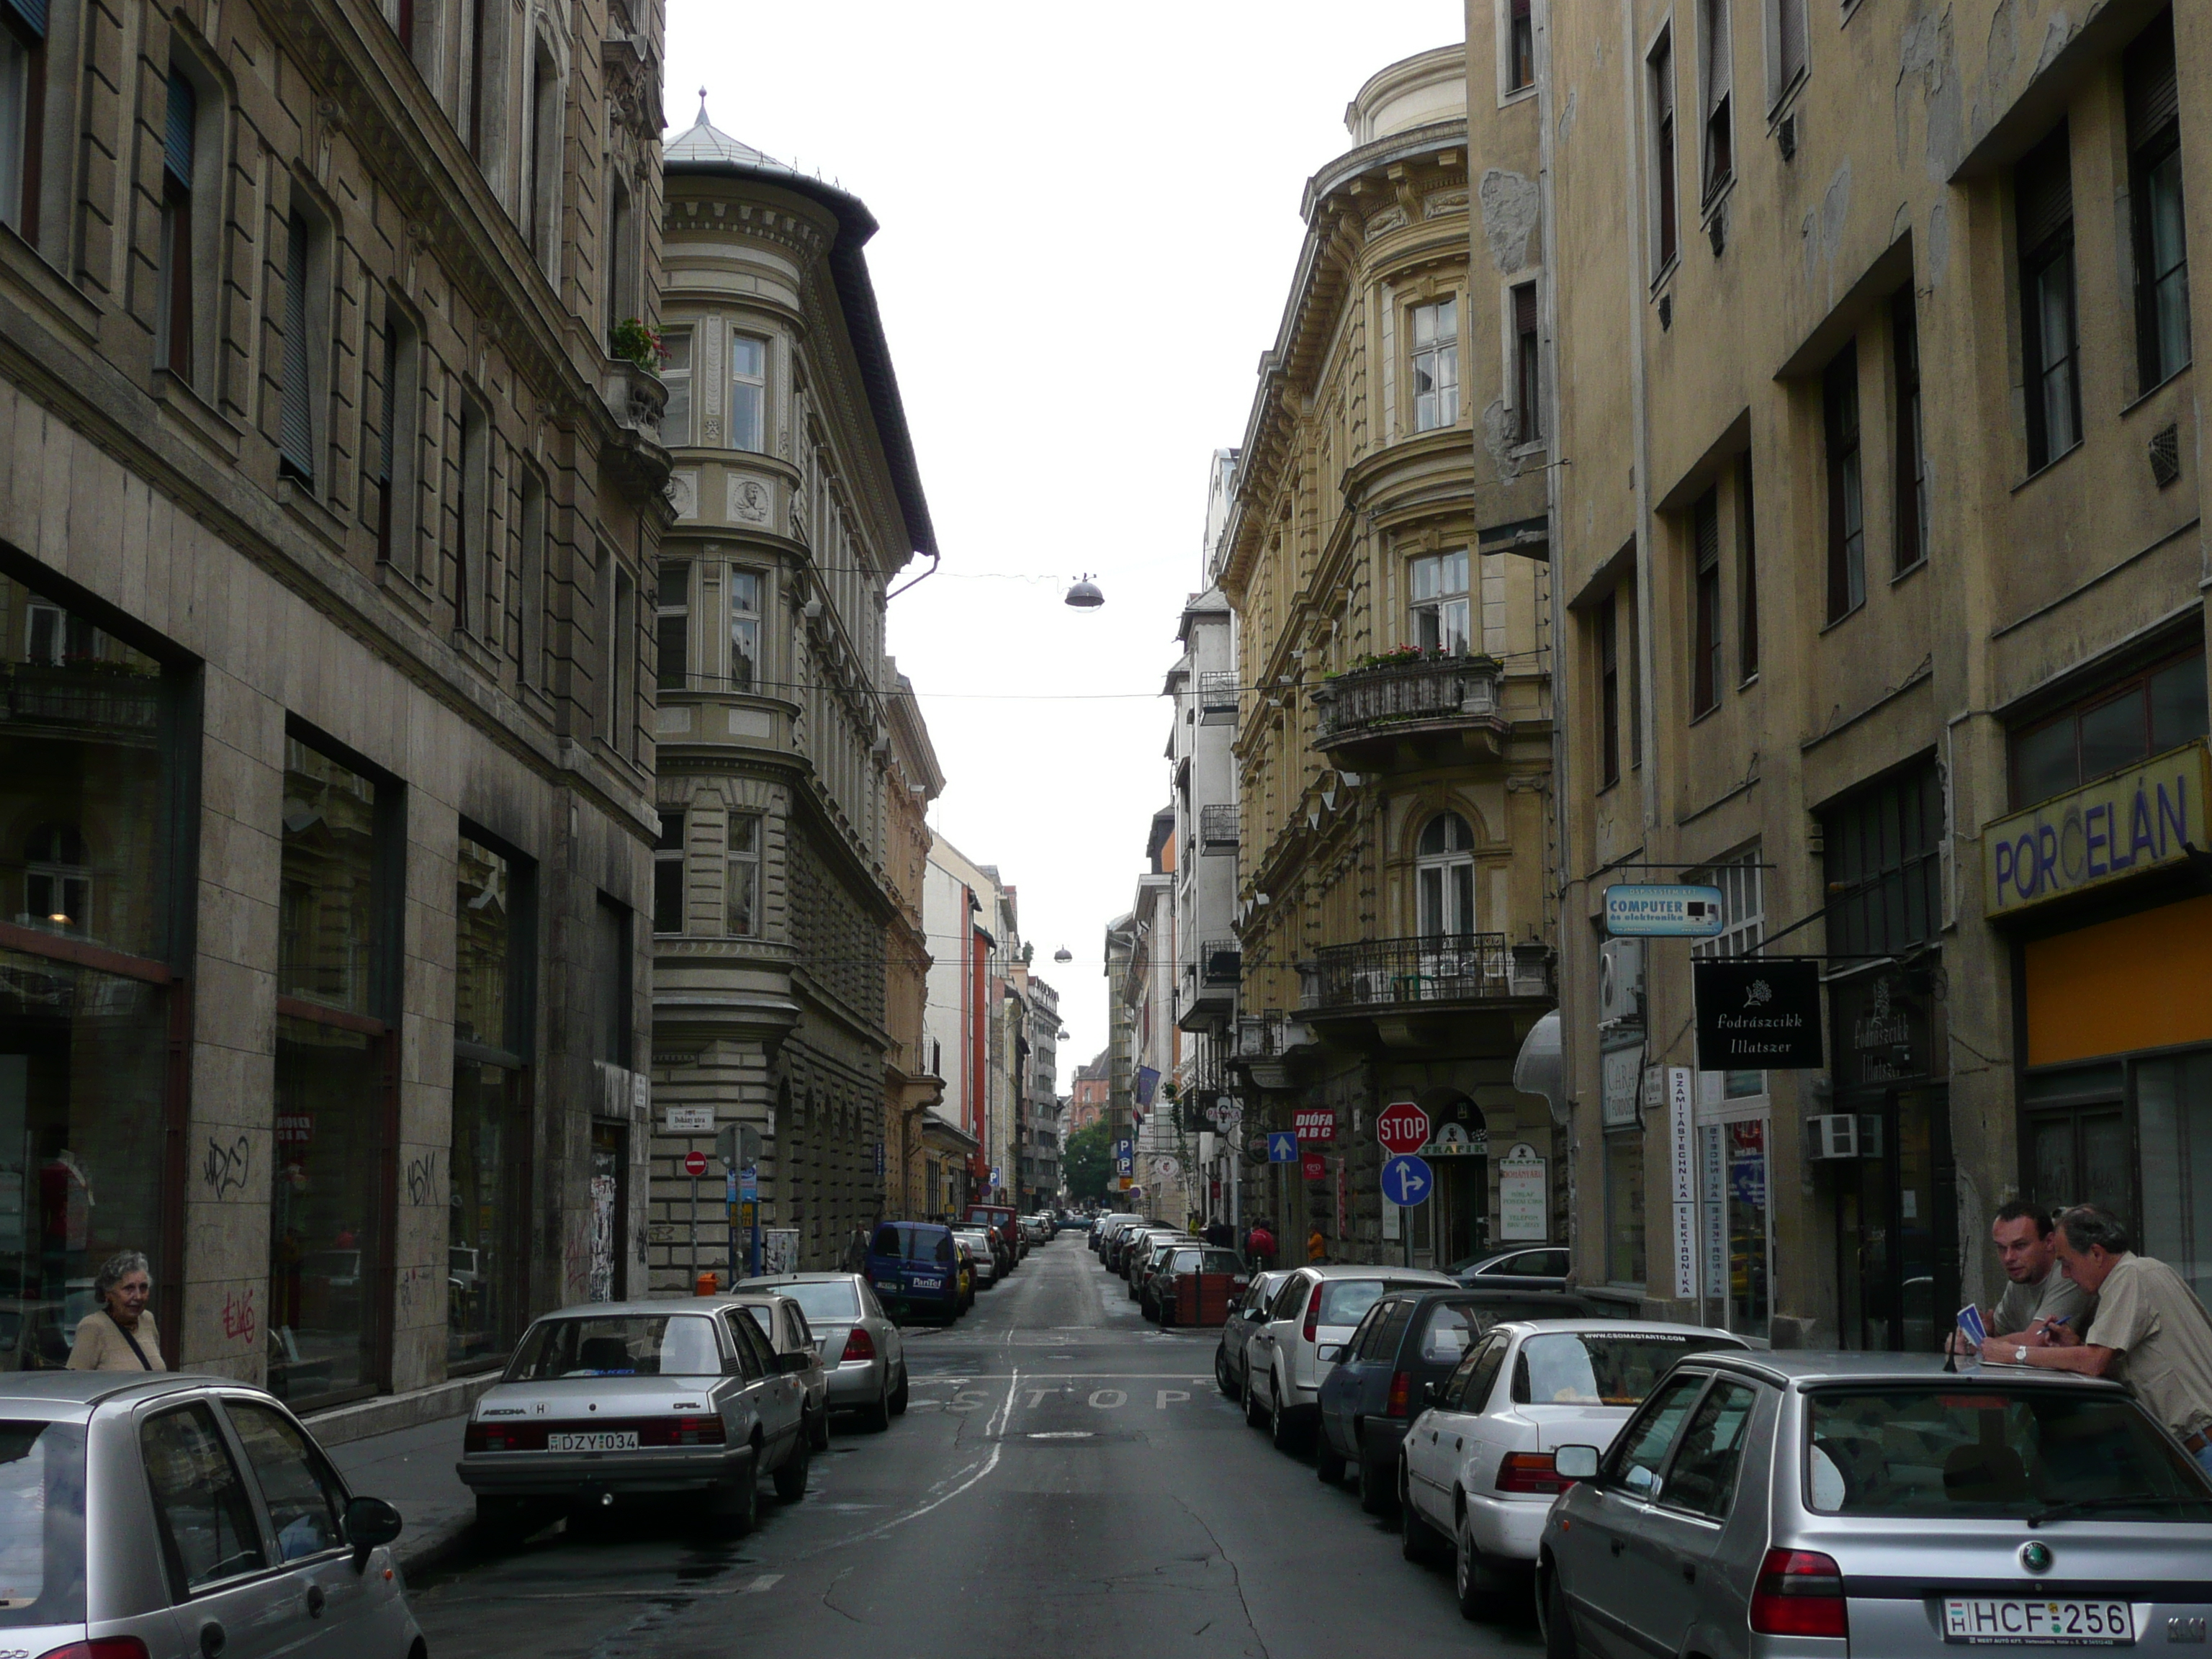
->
0, 1371, 418, 1659
1540, 1351, 2212, 1659
727, 1292, 831, 1452
954, 1229, 998, 1286
458, 1298, 811, 1536
739, 1273, 909, 1431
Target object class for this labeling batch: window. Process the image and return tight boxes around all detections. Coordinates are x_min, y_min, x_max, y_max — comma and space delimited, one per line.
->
1701, 0, 1732, 199
393, 0, 414, 53
1650, 29, 1678, 271
728, 567, 760, 691
22, 822, 86, 932
1691, 848, 1765, 1097
455, 395, 491, 638
374, 300, 421, 568
1449, 1331, 1511, 1411
1512, 282, 1541, 443
593, 895, 632, 1068
1771, 0, 1807, 106
1596, 596, 1621, 786
653, 810, 685, 935
608, 565, 633, 751
1691, 486, 1722, 716
1736, 453, 1758, 679
1416, 812, 1477, 940
1822, 760, 1942, 958
453, 835, 528, 1369
516, 463, 547, 685
1822, 340, 1865, 620
140, 1406, 266, 1595
279, 210, 316, 486
603, 172, 636, 338
1505, 0, 1534, 93
1892, 289, 1928, 574
0, 0, 47, 245
156, 71, 194, 381
2009, 645, 2208, 807
2127, 9, 2189, 389
2017, 124, 2081, 470
1610, 1370, 1707, 1494
1410, 299, 1459, 431
661, 330, 692, 446
1408, 549, 1469, 652
1658, 1380, 1756, 1518
524, 42, 559, 278
1627, 587, 1642, 768
727, 816, 759, 938
464, 0, 496, 166
730, 333, 766, 451
227, 1402, 345, 1562
656, 561, 688, 691
0, 1422, 86, 1625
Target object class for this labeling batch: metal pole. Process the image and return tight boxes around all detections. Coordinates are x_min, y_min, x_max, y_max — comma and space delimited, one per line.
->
689, 1174, 699, 1288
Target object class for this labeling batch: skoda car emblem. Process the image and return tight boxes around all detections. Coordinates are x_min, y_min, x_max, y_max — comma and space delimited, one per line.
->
2019, 1541, 2054, 1573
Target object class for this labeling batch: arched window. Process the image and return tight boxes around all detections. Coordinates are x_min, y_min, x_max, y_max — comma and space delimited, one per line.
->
1416, 812, 1475, 940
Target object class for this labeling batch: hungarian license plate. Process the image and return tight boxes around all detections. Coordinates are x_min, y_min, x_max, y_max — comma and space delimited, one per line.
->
546, 1431, 639, 1452
1943, 1599, 2136, 1645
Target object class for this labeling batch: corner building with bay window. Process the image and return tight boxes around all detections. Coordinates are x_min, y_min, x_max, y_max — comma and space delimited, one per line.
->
0, 0, 670, 1413
646, 110, 939, 1281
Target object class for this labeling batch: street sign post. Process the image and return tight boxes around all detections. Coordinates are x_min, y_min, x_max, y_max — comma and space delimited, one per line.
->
1604, 884, 1726, 937
683, 1148, 709, 1286
1376, 1101, 1431, 1156
1380, 1154, 1434, 1208
1267, 1131, 1298, 1162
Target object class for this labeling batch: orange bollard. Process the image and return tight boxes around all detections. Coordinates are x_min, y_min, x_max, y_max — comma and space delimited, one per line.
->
695, 1270, 719, 1295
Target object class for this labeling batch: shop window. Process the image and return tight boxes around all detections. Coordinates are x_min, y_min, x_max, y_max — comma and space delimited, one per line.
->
2009, 646, 2208, 809
1821, 761, 1941, 958
1, 571, 178, 1369
1605, 1130, 1646, 1285
1415, 812, 1475, 940
451, 835, 528, 1370
2135, 1053, 2212, 1306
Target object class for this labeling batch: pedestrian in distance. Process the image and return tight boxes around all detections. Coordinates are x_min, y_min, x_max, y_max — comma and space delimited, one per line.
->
67, 1249, 166, 1372
1245, 1220, 1275, 1272
1306, 1226, 1326, 1264
1948, 1200, 2092, 1355
1988, 1205, 2212, 1475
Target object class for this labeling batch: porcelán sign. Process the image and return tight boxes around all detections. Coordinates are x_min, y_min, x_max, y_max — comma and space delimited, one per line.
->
1984, 741, 2211, 916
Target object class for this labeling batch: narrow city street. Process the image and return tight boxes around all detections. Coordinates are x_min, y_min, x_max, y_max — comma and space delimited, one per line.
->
407, 1234, 1540, 1658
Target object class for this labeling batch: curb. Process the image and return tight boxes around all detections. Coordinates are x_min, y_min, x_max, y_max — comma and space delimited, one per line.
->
393, 1511, 477, 1581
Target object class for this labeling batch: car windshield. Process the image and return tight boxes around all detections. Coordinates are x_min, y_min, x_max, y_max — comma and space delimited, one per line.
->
760, 1282, 860, 1322
1806, 1385, 2212, 1521
0, 1421, 85, 1629
507, 1315, 724, 1379
1513, 1332, 1734, 1406
1316, 1279, 1405, 1328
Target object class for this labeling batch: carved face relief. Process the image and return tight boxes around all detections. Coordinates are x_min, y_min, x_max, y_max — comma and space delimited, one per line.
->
729, 477, 772, 523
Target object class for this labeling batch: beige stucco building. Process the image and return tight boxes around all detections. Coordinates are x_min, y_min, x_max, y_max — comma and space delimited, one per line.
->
882, 664, 945, 1221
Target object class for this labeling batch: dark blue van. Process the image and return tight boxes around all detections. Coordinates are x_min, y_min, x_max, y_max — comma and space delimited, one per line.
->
866, 1222, 961, 1325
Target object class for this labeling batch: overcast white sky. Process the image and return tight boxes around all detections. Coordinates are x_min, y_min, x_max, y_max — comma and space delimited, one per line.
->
665, 1, 1465, 1088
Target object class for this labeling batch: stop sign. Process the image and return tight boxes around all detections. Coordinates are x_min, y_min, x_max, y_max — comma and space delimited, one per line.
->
1376, 1101, 1431, 1156
683, 1149, 709, 1177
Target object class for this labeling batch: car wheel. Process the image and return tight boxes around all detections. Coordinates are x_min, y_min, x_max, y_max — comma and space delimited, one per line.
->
709, 1450, 759, 1534
807, 1405, 830, 1452
1357, 1451, 1396, 1518
1244, 1371, 1268, 1428
1316, 1436, 1346, 1485
1455, 1506, 1501, 1619
1400, 1463, 1446, 1563
1215, 1350, 1237, 1399
889, 1365, 909, 1416
773, 1436, 811, 1503
1544, 1563, 1581, 1659
1268, 1375, 1300, 1452
861, 1376, 893, 1433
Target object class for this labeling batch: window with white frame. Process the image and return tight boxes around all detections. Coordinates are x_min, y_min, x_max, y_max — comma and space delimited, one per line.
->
1768, 0, 1807, 108
656, 560, 688, 691
730, 333, 766, 452
727, 815, 760, 937
1410, 298, 1459, 431
1416, 813, 1477, 940
1691, 849, 1765, 1097
660, 330, 692, 446
1649, 27, 1678, 272
727, 568, 760, 692
1503, 0, 1534, 94
1409, 549, 1470, 654
0, 0, 48, 246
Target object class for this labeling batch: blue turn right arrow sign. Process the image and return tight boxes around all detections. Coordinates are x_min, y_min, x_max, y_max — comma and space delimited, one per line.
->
1381, 1154, 1434, 1208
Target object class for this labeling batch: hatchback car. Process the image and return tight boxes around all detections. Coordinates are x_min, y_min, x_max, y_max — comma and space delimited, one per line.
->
1452, 1245, 1573, 1293
458, 1299, 811, 1535
1538, 1351, 2212, 1659
1317, 1289, 1623, 1513
739, 1272, 909, 1431
954, 1228, 999, 1287
1128, 1235, 1197, 1301
864, 1221, 963, 1324
1244, 1264, 1457, 1450
1146, 1245, 1246, 1325
0, 1371, 417, 1659
727, 1291, 831, 1450
1215, 1270, 1295, 1402
1400, 1318, 1743, 1617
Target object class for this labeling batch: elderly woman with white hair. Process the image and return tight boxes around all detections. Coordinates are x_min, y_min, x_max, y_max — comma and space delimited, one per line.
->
66, 1249, 166, 1371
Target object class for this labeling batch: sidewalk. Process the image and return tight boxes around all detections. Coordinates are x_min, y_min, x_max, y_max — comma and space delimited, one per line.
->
325, 1413, 478, 1577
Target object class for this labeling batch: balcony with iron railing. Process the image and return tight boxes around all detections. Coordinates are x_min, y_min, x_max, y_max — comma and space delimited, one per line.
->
1312, 651, 1507, 770
1198, 670, 1240, 724
1199, 803, 1238, 850
1300, 933, 1554, 1022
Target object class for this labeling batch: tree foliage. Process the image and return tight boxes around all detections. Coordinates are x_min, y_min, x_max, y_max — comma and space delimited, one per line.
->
1061, 1120, 1113, 1202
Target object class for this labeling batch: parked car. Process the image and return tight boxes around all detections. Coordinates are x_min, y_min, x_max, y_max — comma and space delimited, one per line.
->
1317, 1289, 1628, 1514
1215, 1270, 1295, 1402
950, 1239, 976, 1310
1058, 1211, 1091, 1231
1092, 1213, 1141, 1254
727, 1291, 831, 1451
738, 1272, 909, 1432
459, 1299, 811, 1535
864, 1222, 963, 1326
1146, 1245, 1246, 1325
1538, 1352, 2212, 1659
1102, 1217, 1151, 1270
1020, 1215, 1051, 1245
966, 1204, 1024, 1266
1128, 1234, 1197, 1300
0, 1371, 415, 1659
1400, 1318, 1744, 1617
954, 1228, 1000, 1287
1449, 1246, 1574, 1294
1244, 1265, 1457, 1451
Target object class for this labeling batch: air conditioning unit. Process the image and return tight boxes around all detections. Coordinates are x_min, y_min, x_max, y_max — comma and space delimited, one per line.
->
1599, 938, 1644, 1027
1807, 1114, 1859, 1161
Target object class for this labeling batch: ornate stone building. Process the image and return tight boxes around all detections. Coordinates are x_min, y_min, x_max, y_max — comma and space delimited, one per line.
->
0, 0, 672, 1412
647, 107, 937, 1279
882, 664, 944, 1220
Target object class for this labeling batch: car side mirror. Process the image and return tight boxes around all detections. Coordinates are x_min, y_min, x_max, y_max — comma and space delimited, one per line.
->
778, 1350, 810, 1375
1554, 1444, 1602, 1481
343, 1495, 403, 1571
1422, 1380, 1440, 1403
1316, 1344, 1344, 1363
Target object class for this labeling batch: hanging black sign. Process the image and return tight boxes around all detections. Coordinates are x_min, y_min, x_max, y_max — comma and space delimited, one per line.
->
1694, 958, 1824, 1069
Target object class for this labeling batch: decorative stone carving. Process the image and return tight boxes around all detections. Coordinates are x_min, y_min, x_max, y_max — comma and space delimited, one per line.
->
729, 476, 773, 523
667, 469, 698, 519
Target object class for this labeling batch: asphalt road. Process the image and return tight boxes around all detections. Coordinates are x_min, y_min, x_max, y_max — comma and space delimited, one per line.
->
408, 1233, 1545, 1658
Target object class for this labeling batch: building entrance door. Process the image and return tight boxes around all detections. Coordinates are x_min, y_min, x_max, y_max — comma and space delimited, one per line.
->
1831, 1087, 1955, 1351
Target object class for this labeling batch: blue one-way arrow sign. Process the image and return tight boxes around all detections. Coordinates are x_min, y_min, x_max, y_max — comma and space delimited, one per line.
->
1381, 1154, 1434, 1208
1267, 1131, 1298, 1163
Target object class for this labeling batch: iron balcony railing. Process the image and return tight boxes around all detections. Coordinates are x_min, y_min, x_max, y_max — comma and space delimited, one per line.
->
1314, 654, 1502, 745
1199, 803, 1239, 849
1198, 670, 1241, 723
1302, 933, 1553, 1012
1200, 940, 1241, 987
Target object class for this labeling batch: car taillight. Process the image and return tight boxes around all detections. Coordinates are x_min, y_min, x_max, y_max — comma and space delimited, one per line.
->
37, 1642, 151, 1659
1386, 1371, 1411, 1418
464, 1422, 547, 1452
639, 1416, 727, 1447
1496, 1452, 1570, 1495
1750, 1548, 1848, 1638
1303, 1283, 1323, 1344
841, 1327, 876, 1362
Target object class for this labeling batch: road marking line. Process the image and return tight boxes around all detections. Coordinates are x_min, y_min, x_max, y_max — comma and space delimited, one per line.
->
742, 1574, 781, 1593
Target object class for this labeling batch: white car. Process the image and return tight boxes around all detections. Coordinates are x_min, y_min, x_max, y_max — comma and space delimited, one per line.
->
1397, 1318, 1744, 1617
953, 1229, 997, 1286
1244, 1264, 1457, 1450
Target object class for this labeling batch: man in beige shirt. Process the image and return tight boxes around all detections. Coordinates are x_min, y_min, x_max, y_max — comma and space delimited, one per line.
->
1995, 1205, 2212, 1475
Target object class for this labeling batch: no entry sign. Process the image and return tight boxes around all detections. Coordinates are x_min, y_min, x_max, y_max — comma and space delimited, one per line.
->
683, 1149, 709, 1177
1376, 1102, 1430, 1156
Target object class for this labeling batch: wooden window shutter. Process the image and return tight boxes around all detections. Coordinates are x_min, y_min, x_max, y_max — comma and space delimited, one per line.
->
163, 72, 195, 186
2015, 125, 2074, 254
2125, 9, 2179, 150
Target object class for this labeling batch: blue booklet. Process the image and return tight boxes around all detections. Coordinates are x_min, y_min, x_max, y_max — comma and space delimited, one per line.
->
1956, 1304, 1987, 1347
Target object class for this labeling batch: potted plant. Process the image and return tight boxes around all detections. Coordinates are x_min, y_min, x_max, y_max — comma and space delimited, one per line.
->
608, 317, 668, 371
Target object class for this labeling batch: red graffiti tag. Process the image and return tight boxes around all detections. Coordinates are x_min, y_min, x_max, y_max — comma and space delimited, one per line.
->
222, 1287, 256, 1346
